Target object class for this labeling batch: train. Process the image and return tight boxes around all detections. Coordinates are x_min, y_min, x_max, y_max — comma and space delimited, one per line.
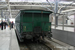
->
15, 10, 52, 42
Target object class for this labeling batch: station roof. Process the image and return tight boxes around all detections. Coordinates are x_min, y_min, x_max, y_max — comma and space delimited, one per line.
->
0, 0, 75, 18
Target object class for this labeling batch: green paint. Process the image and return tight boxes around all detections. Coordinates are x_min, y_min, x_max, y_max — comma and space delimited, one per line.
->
15, 10, 52, 33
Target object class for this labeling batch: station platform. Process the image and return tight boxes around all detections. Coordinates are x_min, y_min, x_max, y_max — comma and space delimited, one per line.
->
0, 27, 20, 50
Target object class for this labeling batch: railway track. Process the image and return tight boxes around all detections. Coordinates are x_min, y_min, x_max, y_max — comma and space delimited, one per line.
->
19, 40, 52, 50
19, 38, 63, 50
19, 37, 74, 50
19, 42, 29, 50
18, 37, 75, 50
44, 37, 75, 50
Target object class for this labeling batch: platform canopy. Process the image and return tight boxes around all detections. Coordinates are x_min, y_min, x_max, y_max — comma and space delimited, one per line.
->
0, 0, 75, 18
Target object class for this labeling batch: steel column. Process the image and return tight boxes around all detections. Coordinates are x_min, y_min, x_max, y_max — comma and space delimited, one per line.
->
49, 14, 52, 22
62, 15, 64, 30
74, 15, 75, 32
54, 0, 58, 29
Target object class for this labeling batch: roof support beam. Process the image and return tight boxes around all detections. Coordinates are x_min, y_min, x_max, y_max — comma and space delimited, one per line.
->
61, 9, 75, 13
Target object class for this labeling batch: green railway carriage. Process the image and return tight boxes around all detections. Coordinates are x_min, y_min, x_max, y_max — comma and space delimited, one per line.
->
15, 10, 52, 42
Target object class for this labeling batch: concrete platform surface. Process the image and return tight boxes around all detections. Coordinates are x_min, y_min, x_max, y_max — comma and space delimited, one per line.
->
0, 27, 20, 50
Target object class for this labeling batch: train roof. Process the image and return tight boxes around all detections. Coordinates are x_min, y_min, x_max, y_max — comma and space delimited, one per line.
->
20, 9, 53, 14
